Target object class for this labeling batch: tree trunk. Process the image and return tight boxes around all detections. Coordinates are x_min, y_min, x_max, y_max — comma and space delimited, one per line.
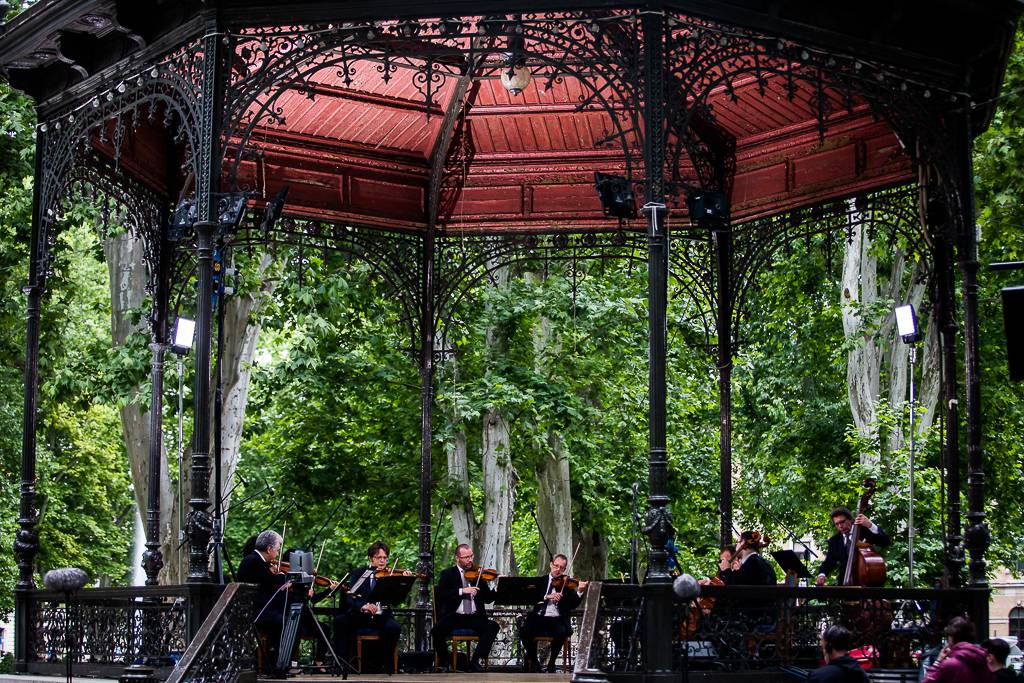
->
104, 231, 178, 581
842, 216, 882, 458
107, 232, 273, 584
217, 251, 276, 523
446, 423, 477, 548
478, 260, 516, 574
535, 431, 572, 572
841, 206, 941, 464
480, 408, 515, 574
527, 272, 573, 573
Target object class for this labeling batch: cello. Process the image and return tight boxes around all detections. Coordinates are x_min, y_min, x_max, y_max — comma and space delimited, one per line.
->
841, 479, 886, 587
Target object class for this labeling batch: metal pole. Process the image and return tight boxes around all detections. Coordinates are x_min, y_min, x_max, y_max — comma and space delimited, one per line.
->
908, 344, 916, 588
177, 354, 185, 583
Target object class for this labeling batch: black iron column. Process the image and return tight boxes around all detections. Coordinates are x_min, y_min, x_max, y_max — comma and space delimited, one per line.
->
714, 221, 733, 548
930, 192, 964, 588
416, 230, 436, 651
14, 134, 46, 673
143, 227, 171, 586
186, 22, 226, 589
956, 107, 989, 592
641, 8, 674, 681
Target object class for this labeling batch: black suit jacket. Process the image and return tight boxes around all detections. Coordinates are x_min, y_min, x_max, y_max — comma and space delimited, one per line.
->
529, 574, 583, 624
725, 553, 776, 586
435, 565, 497, 623
817, 525, 892, 585
346, 566, 387, 614
237, 550, 290, 615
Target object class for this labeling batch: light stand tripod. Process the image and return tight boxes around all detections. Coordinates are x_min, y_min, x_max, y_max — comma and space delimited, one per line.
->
895, 303, 921, 588
169, 318, 194, 582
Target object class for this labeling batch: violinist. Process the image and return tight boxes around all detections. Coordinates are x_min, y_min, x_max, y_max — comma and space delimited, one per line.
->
520, 553, 589, 673
237, 530, 291, 676
334, 541, 402, 674
724, 531, 776, 586
815, 506, 891, 586
431, 544, 499, 672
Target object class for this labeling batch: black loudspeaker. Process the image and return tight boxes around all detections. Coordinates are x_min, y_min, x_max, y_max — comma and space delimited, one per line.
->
1002, 286, 1024, 382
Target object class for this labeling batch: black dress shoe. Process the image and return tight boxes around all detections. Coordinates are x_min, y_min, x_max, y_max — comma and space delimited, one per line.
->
468, 660, 485, 672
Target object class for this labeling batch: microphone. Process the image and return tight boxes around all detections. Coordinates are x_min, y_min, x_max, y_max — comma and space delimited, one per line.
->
673, 574, 700, 600
235, 472, 249, 488
44, 567, 88, 592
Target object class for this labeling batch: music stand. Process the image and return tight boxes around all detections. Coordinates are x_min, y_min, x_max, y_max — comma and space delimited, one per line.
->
365, 575, 416, 606
493, 576, 549, 606
771, 550, 812, 583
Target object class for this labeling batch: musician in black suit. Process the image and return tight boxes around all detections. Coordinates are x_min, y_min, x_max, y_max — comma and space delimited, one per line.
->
519, 553, 589, 672
430, 544, 499, 672
333, 540, 403, 674
815, 506, 891, 586
237, 530, 291, 675
724, 531, 777, 586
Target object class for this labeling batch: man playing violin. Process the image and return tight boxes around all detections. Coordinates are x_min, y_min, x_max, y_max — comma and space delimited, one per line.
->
520, 553, 589, 673
334, 541, 403, 674
816, 506, 891, 586
431, 544, 499, 672
237, 530, 291, 676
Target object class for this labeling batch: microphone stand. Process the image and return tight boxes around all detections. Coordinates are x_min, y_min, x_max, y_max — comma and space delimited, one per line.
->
630, 483, 640, 585
529, 507, 555, 564
303, 494, 349, 550
754, 499, 818, 562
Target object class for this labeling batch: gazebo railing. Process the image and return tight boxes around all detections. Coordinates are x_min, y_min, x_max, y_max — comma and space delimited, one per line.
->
166, 583, 255, 683
573, 582, 989, 682
22, 585, 194, 679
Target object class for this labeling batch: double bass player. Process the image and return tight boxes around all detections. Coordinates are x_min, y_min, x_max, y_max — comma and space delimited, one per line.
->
815, 506, 891, 586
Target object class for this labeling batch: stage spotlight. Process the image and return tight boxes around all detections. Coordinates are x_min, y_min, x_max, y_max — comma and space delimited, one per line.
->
170, 317, 196, 356
594, 172, 636, 219
685, 188, 728, 225
260, 186, 289, 237
168, 198, 196, 242
218, 192, 247, 233
894, 304, 920, 344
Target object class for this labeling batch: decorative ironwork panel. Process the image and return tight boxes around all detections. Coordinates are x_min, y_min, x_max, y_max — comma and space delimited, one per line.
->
233, 214, 425, 344
577, 582, 983, 676
221, 12, 644, 193
32, 38, 206, 291
168, 583, 255, 683
669, 185, 928, 348
433, 231, 647, 342
661, 9, 970, 278
27, 587, 189, 674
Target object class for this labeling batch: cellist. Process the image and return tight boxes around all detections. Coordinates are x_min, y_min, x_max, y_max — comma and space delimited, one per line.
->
815, 506, 891, 586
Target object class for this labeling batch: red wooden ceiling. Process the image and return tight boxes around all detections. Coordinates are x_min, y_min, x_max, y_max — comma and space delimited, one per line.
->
230, 23, 911, 235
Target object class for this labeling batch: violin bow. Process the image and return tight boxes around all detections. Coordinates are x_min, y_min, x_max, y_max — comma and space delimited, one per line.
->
560, 541, 583, 594
314, 539, 326, 576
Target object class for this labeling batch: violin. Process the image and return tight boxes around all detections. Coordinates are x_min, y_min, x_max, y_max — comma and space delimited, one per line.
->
273, 559, 348, 593
375, 567, 427, 580
463, 565, 499, 583
549, 574, 585, 592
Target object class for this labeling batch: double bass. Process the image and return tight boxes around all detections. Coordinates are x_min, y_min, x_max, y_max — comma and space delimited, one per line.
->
841, 479, 886, 587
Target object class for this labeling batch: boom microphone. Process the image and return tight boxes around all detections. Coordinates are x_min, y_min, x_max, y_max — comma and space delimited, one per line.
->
43, 567, 88, 592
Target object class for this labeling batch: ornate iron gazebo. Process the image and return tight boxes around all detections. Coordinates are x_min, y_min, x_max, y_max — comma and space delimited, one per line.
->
1, 0, 1019, 680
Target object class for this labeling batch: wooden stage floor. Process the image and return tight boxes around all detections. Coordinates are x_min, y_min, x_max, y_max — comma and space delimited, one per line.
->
264, 674, 572, 682
0, 675, 572, 683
